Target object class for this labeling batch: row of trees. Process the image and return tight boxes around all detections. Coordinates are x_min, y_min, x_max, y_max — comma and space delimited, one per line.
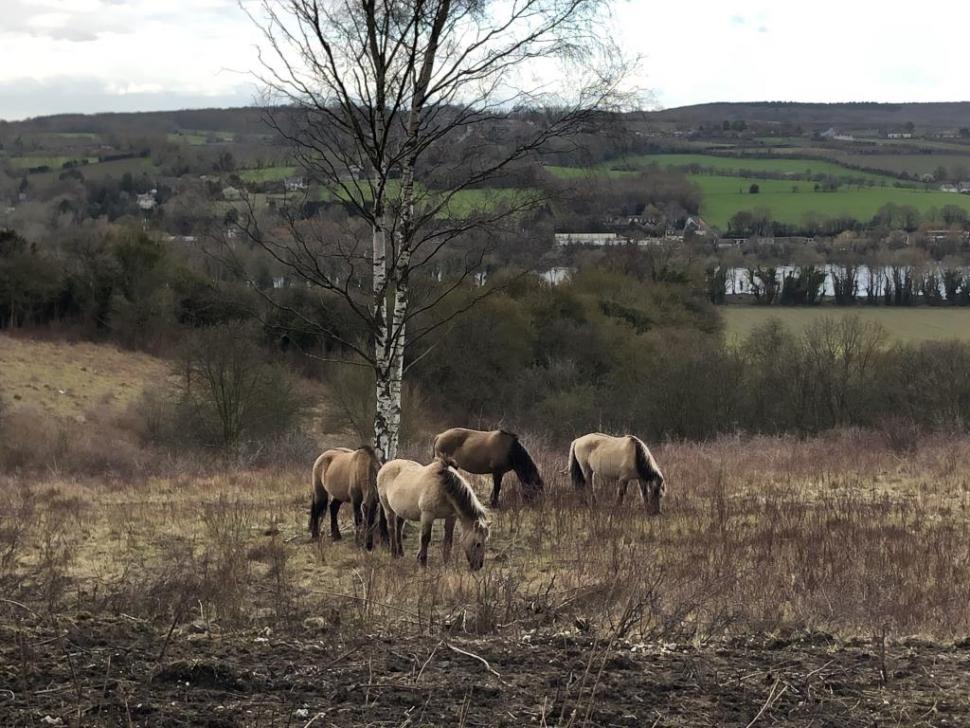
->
408, 309, 970, 442
727, 203, 970, 239
0, 228, 255, 343
718, 264, 970, 306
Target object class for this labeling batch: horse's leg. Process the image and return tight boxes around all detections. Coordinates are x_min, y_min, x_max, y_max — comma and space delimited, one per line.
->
329, 499, 342, 541
442, 516, 455, 563
417, 513, 434, 567
617, 479, 629, 506
310, 486, 329, 540
387, 511, 401, 557
351, 493, 364, 546
490, 472, 503, 509
395, 516, 406, 557
378, 503, 390, 548
364, 501, 378, 551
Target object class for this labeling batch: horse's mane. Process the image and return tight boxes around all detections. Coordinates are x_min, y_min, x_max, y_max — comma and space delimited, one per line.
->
508, 437, 541, 485
631, 436, 663, 485
437, 462, 488, 523
498, 429, 519, 440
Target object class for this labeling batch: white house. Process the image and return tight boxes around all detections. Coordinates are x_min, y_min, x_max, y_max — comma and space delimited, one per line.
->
136, 189, 157, 210
554, 232, 630, 247
284, 176, 307, 191
940, 184, 959, 193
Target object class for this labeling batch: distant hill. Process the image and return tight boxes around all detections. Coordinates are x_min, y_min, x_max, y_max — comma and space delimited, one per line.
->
3, 101, 969, 137
646, 101, 970, 130
0, 107, 274, 136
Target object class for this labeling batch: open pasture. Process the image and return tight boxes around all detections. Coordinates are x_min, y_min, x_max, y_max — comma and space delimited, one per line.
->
722, 305, 970, 344
166, 130, 236, 145
238, 165, 298, 183
614, 153, 893, 182
0, 334, 171, 420
693, 174, 970, 228
832, 152, 970, 178
5, 155, 96, 171
2, 431, 970, 724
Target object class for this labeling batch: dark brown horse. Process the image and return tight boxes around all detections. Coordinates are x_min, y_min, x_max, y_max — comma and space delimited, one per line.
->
432, 428, 543, 507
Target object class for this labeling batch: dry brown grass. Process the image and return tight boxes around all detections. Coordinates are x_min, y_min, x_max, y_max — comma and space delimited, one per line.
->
2, 429, 969, 645
0, 333, 171, 421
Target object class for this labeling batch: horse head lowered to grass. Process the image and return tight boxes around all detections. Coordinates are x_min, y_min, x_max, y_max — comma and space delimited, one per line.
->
377, 456, 490, 570
432, 427, 543, 508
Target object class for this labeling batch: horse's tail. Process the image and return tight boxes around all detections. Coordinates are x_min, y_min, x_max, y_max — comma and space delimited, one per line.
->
309, 456, 328, 538
355, 446, 380, 507
632, 436, 662, 486
569, 440, 585, 489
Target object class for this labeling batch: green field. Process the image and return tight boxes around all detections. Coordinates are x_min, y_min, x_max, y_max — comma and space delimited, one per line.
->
832, 153, 970, 178
6, 155, 96, 170
167, 130, 236, 145
239, 165, 298, 182
611, 153, 893, 182
722, 306, 970, 344
30, 156, 158, 185
693, 174, 970, 228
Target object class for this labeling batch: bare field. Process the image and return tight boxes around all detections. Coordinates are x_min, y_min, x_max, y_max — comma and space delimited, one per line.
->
2, 431, 970, 724
722, 306, 970, 344
0, 333, 171, 420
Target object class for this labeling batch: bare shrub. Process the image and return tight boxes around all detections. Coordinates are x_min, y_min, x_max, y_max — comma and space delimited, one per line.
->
0, 405, 146, 478
134, 323, 310, 458
878, 416, 921, 454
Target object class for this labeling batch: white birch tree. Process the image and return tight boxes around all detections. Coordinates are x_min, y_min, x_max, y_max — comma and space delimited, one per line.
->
243, 0, 631, 460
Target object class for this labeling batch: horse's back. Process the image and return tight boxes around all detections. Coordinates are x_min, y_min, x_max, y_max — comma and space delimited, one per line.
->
435, 427, 510, 473
573, 433, 637, 479
378, 459, 436, 521
317, 447, 359, 500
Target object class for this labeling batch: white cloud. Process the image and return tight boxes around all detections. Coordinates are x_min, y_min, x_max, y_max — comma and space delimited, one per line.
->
0, 0, 968, 119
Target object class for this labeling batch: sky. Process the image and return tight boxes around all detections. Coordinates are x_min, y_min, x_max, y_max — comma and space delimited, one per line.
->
0, 0, 967, 121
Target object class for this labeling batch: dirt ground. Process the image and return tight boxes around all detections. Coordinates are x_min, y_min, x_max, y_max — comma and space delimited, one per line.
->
2, 614, 968, 727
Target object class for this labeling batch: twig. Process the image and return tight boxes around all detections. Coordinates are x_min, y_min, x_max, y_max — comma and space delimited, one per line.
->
446, 642, 505, 682
0, 598, 41, 619
415, 641, 442, 684
157, 600, 187, 663
302, 713, 327, 728
746, 680, 788, 728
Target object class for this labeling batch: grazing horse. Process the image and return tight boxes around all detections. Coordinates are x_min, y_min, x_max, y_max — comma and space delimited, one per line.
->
377, 457, 490, 571
432, 427, 543, 508
568, 433, 666, 514
309, 446, 386, 548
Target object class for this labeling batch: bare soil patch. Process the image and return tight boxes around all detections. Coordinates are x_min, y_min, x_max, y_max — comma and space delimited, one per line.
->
1, 615, 967, 727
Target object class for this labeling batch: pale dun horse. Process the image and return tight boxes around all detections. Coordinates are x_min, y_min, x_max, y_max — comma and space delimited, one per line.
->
377, 457, 490, 570
568, 433, 666, 514
309, 446, 385, 548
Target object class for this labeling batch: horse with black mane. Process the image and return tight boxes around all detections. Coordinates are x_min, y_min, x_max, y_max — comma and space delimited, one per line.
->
568, 433, 666, 514
377, 457, 490, 570
432, 427, 543, 507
